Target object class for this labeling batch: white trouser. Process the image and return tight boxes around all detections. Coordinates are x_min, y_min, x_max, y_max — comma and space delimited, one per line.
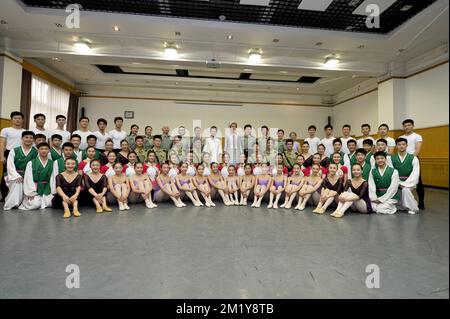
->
397, 188, 419, 213
19, 194, 54, 210
3, 181, 24, 210
372, 199, 398, 215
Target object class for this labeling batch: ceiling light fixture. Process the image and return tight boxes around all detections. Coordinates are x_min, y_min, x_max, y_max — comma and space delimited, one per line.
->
324, 56, 340, 68
227, 35, 233, 40
164, 43, 179, 59
113, 25, 120, 32
280, 71, 288, 74
73, 41, 92, 53
248, 49, 262, 64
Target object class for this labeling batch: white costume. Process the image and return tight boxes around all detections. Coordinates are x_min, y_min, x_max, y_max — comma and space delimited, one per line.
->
368, 166, 400, 215
19, 158, 56, 210
4, 147, 36, 210
203, 137, 223, 163
395, 154, 420, 214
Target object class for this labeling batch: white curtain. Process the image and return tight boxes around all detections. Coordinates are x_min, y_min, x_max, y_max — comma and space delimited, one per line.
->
30, 75, 70, 130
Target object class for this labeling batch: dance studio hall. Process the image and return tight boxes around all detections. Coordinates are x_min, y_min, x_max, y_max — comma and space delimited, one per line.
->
0, 0, 448, 302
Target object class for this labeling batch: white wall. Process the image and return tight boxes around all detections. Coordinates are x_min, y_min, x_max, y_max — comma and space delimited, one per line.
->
0, 56, 22, 118
332, 90, 379, 136
80, 94, 332, 139
403, 63, 449, 129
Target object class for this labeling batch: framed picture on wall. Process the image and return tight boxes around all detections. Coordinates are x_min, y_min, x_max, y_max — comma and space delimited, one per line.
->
124, 111, 134, 119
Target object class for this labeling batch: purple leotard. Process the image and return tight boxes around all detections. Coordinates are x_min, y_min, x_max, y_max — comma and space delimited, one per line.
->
274, 179, 284, 188
258, 179, 269, 187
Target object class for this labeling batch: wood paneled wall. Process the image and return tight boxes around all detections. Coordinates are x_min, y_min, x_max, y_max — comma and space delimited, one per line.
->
393, 125, 449, 188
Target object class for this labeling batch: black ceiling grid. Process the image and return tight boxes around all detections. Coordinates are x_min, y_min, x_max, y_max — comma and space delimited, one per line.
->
95, 65, 321, 84
21, 0, 439, 34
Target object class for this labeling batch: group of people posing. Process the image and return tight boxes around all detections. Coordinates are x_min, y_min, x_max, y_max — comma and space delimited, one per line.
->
0, 111, 424, 219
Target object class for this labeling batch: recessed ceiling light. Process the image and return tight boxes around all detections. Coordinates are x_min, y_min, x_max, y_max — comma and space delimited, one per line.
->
132, 62, 141, 65
73, 41, 92, 53
324, 56, 340, 68
296, 87, 300, 91
248, 49, 262, 64
113, 25, 120, 32
272, 39, 280, 43
52, 57, 61, 61
164, 43, 179, 59
227, 35, 234, 40
280, 71, 288, 74
400, 5, 413, 11
243, 69, 253, 72
175, 82, 179, 85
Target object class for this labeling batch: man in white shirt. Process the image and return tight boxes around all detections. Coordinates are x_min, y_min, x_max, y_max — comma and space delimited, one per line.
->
369, 151, 400, 215
93, 118, 111, 150
109, 116, 128, 152
392, 138, 420, 215
320, 125, 335, 157
357, 124, 375, 148
340, 124, 356, 155
203, 126, 223, 163
304, 125, 321, 154
0, 111, 25, 201
52, 115, 71, 143
224, 122, 243, 165
72, 117, 93, 151
400, 119, 424, 209
376, 124, 396, 154
31, 113, 51, 140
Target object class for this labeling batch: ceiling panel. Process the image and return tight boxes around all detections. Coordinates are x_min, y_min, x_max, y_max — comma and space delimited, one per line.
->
19, 0, 439, 34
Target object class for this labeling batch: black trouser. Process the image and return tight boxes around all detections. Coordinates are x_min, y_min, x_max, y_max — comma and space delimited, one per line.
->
1, 150, 10, 201
416, 164, 425, 209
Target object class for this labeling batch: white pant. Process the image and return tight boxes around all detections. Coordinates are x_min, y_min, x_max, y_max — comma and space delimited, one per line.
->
19, 194, 54, 210
3, 180, 24, 210
397, 188, 419, 213
372, 199, 398, 215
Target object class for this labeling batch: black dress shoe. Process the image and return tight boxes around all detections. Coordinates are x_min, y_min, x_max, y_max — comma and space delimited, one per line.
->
418, 204, 425, 210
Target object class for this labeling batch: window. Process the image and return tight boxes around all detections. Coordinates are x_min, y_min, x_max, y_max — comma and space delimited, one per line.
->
30, 75, 70, 129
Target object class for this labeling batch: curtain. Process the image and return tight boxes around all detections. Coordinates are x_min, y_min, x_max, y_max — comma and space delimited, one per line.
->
29, 75, 70, 130
67, 93, 79, 132
20, 69, 32, 129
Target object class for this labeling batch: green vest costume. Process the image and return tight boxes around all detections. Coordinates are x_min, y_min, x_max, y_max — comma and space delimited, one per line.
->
329, 151, 345, 165
56, 156, 79, 174
32, 158, 54, 196
371, 166, 400, 201
361, 163, 371, 181
349, 152, 357, 166
50, 148, 62, 161
365, 152, 373, 166
81, 149, 102, 161
391, 153, 415, 182
13, 147, 38, 177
